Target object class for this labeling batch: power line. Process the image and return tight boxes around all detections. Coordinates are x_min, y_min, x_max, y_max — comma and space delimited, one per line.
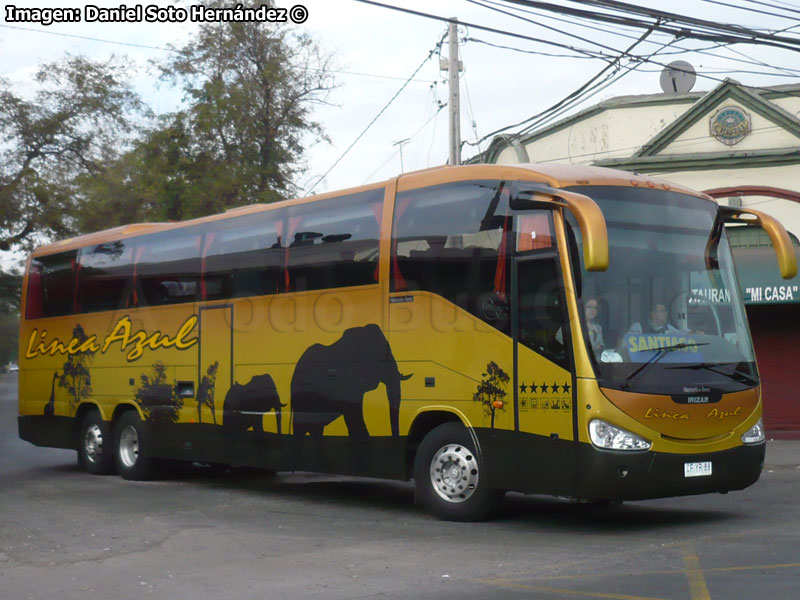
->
736, 0, 800, 18
477, 0, 800, 76
363, 101, 446, 184
0, 23, 437, 85
468, 0, 651, 62
696, 0, 800, 20
305, 34, 446, 195
461, 68, 483, 152
467, 23, 657, 145
355, 0, 800, 96
555, 0, 800, 50
466, 36, 609, 59
515, 34, 681, 139
352, 0, 631, 61
0, 23, 180, 53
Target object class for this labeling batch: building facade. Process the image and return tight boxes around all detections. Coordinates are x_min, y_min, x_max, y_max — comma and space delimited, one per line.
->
480, 79, 800, 437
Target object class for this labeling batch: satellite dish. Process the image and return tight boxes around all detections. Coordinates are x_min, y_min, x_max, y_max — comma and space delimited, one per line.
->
660, 60, 696, 94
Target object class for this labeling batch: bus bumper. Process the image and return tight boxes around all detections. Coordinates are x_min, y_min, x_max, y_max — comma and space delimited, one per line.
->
575, 442, 766, 501
475, 429, 765, 501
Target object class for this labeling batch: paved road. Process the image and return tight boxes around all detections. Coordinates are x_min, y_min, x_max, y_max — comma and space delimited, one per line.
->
2, 372, 799, 600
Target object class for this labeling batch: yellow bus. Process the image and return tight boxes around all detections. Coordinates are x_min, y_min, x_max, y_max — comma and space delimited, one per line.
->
17, 164, 797, 520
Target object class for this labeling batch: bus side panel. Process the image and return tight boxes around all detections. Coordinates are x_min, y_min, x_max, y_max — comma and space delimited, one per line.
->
18, 302, 200, 450
388, 292, 509, 432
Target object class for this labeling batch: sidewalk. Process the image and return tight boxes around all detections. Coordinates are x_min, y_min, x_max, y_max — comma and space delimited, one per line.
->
765, 439, 800, 468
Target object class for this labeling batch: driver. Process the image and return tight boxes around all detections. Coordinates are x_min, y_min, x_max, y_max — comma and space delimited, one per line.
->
629, 303, 680, 335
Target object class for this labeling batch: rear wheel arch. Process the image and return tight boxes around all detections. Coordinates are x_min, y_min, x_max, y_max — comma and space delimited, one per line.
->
111, 402, 143, 424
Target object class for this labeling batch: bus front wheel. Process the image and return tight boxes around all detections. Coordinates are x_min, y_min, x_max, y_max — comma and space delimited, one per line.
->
414, 423, 503, 521
114, 411, 155, 480
77, 411, 116, 475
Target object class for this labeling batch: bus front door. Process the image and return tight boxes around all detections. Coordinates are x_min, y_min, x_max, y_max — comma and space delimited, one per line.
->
512, 254, 577, 494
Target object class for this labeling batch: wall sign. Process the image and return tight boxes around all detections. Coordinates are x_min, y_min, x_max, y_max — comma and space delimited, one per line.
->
710, 106, 751, 145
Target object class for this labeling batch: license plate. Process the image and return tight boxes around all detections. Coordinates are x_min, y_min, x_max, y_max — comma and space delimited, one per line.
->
684, 461, 713, 478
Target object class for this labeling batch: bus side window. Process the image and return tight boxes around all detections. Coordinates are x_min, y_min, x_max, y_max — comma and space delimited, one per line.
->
391, 181, 511, 331
201, 209, 285, 300
285, 189, 383, 292
135, 231, 201, 307
24, 261, 44, 319
28, 250, 78, 318
76, 241, 134, 313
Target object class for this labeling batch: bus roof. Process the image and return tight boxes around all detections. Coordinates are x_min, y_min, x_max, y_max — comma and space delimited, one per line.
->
30, 163, 707, 257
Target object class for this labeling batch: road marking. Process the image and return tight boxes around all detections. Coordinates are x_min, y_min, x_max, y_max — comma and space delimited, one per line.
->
476, 579, 667, 600
480, 561, 800, 582
474, 560, 800, 599
683, 552, 711, 600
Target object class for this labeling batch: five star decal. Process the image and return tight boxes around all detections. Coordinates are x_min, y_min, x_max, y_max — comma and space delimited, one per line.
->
519, 381, 571, 395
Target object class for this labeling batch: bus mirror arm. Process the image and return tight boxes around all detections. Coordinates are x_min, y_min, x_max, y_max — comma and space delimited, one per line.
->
511, 183, 609, 272
720, 206, 798, 280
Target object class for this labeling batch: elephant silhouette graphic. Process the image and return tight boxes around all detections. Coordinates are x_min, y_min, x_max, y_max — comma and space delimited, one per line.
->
223, 374, 286, 434
290, 324, 412, 438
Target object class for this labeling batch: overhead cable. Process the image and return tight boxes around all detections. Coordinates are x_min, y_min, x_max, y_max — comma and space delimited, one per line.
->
305, 34, 446, 195
467, 24, 657, 145
354, 0, 799, 94
496, 0, 800, 51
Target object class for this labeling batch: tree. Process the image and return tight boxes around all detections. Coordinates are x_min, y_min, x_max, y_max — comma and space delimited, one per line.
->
0, 268, 22, 314
473, 361, 510, 429
58, 324, 95, 412
0, 56, 144, 252
0, 312, 19, 369
139, 1, 334, 219
196, 361, 219, 424
134, 361, 183, 424
0, 268, 22, 368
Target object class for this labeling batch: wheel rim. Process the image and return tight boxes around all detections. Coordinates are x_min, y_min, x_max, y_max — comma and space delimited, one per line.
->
429, 443, 479, 503
119, 425, 139, 468
83, 424, 104, 464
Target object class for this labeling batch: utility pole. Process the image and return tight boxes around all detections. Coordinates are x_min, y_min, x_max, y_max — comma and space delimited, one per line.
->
393, 138, 410, 172
447, 18, 461, 166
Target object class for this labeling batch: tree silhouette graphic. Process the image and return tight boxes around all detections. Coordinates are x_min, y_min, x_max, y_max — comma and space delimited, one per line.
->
196, 361, 219, 424
134, 361, 183, 424
58, 324, 94, 413
473, 361, 510, 429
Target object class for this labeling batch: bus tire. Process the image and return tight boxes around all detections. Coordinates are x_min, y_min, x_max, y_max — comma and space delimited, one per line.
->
414, 422, 503, 521
114, 411, 155, 481
77, 411, 116, 475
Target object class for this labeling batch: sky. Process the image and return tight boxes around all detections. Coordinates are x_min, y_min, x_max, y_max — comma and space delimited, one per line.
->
1, 0, 799, 266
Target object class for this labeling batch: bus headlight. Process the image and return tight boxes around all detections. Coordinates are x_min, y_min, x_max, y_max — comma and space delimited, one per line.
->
589, 419, 652, 451
741, 418, 765, 445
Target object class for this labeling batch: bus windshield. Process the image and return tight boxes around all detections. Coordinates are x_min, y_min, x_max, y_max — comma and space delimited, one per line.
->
565, 186, 757, 395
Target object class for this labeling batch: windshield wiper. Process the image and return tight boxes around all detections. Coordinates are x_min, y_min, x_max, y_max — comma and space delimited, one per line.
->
624, 342, 710, 385
666, 362, 758, 386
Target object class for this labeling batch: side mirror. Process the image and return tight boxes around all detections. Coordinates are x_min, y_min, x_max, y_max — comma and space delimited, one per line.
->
511, 184, 609, 271
720, 206, 798, 279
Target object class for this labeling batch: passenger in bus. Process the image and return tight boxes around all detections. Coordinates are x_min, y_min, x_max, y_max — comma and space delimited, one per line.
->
583, 297, 605, 357
555, 297, 604, 358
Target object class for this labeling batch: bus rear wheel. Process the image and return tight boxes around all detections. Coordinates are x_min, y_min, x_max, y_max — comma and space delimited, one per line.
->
114, 411, 156, 480
414, 423, 503, 521
77, 411, 115, 475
